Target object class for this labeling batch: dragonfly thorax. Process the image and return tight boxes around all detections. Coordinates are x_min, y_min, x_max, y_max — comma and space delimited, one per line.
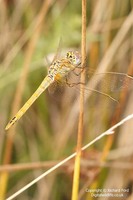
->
48, 51, 81, 81
48, 60, 61, 80
48, 58, 72, 80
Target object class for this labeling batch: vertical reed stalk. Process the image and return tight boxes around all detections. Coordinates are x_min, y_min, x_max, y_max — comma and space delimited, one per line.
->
71, 0, 86, 199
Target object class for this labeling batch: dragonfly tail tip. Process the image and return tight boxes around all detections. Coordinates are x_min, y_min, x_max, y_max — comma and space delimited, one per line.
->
5, 124, 10, 131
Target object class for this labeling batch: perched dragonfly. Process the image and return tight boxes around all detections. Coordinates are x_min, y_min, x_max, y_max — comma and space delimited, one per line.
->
5, 51, 81, 130
5, 50, 133, 130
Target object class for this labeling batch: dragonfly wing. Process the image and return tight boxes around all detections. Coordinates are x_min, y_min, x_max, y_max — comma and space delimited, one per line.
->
86, 72, 133, 93
48, 78, 66, 96
48, 82, 58, 94
61, 70, 133, 104
52, 37, 63, 62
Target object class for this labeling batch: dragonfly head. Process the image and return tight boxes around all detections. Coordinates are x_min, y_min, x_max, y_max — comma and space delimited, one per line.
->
66, 51, 81, 67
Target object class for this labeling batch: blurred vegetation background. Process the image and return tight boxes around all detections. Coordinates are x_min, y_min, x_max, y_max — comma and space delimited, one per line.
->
0, 0, 133, 199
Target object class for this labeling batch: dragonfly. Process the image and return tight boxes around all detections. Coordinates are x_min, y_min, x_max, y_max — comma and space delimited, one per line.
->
5, 51, 81, 130
5, 50, 133, 130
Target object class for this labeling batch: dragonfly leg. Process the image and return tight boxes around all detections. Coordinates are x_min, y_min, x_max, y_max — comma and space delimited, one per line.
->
72, 66, 86, 76
65, 77, 85, 87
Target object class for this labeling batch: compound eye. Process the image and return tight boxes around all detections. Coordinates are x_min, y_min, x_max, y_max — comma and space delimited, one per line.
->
67, 52, 71, 57
67, 52, 69, 57
67, 51, 73, 58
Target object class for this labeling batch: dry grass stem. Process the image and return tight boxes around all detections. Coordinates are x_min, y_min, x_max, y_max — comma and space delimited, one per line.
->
0, 1, 52, 199
71, 0, 86, 199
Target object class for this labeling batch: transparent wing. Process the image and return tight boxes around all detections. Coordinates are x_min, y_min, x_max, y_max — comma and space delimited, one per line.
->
48, 79, 65, 95
52, 37, 63, 62
63, 70, 133, 104
48, 82, 58, 94
45, 38, 63, 72
86, 72, 133, 93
